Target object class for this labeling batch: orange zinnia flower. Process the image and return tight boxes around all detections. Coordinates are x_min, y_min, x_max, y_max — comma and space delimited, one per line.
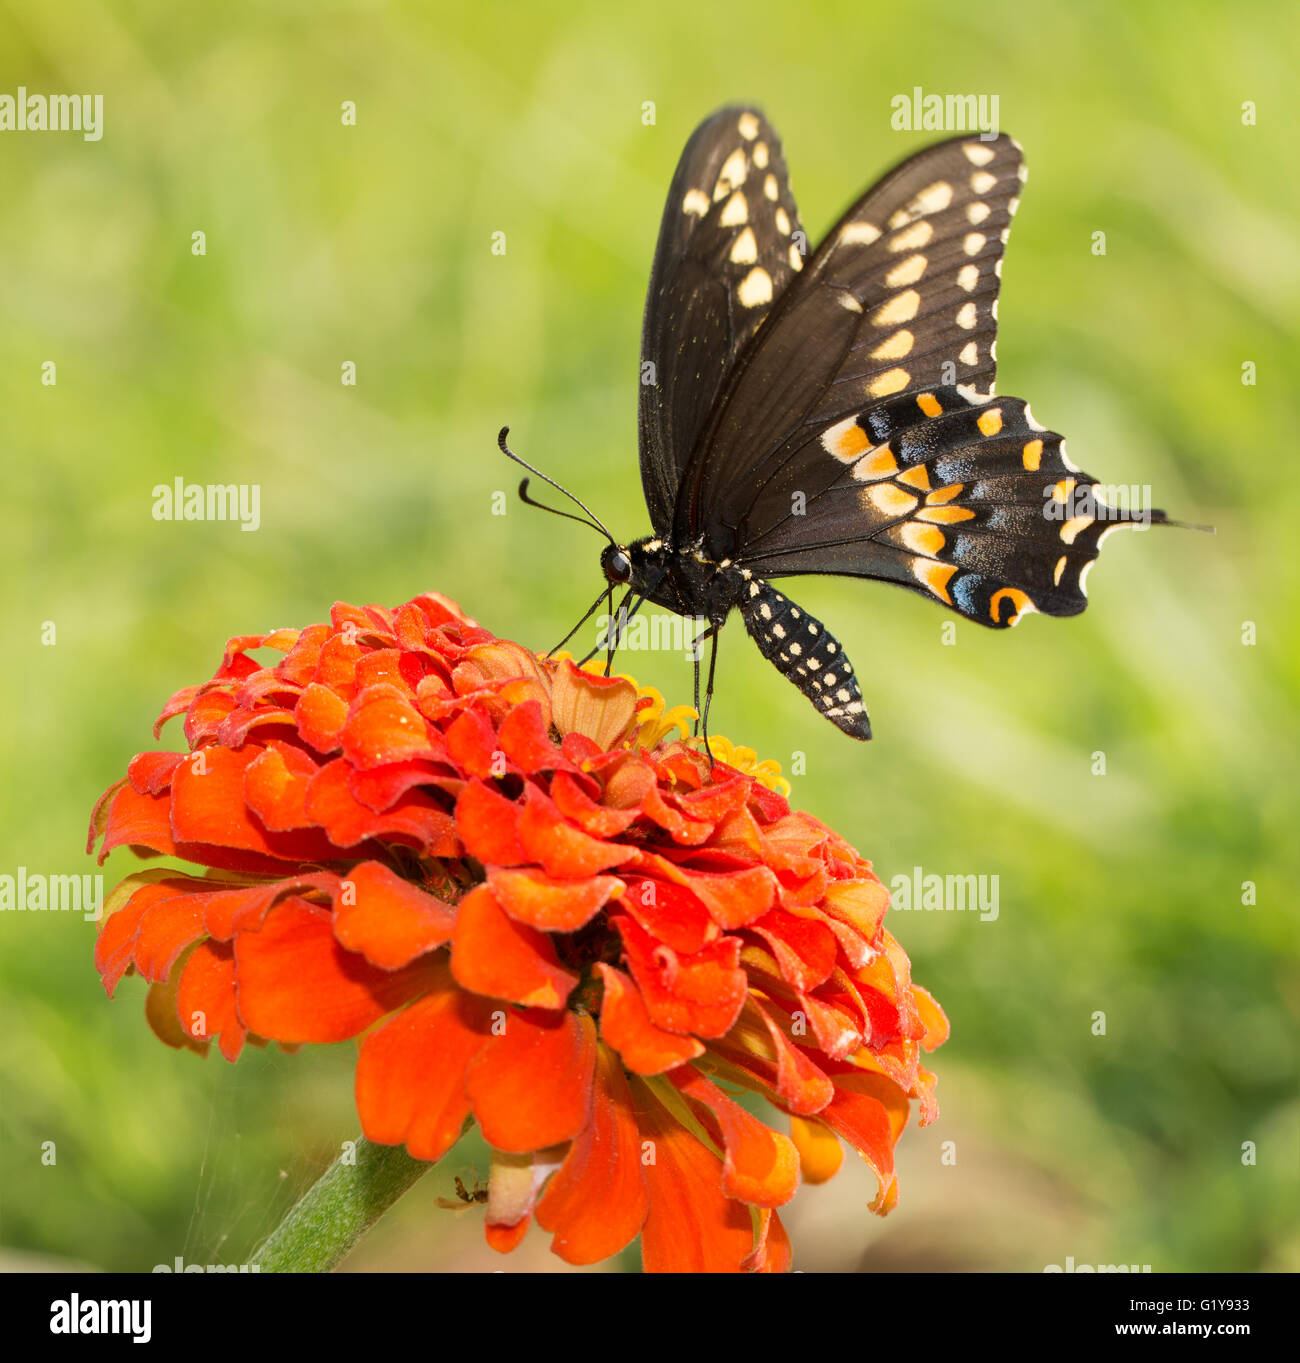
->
89, 592, 947, 1271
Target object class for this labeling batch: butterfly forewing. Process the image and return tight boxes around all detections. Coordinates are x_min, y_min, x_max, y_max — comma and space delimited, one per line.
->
638, 105, 806, 534
673, 133, 1027, 556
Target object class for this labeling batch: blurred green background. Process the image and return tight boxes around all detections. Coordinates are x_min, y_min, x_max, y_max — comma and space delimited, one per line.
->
2, 0, 1296, 1273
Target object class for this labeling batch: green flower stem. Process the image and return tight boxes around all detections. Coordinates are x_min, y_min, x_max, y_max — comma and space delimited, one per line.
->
251, 1137, 430, 1272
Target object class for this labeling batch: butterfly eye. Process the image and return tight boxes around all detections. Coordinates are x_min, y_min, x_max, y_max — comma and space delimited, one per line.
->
603, 547, 633, 584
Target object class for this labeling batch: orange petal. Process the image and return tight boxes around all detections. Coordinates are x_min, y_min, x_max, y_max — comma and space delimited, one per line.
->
170, 746, 340, 864
450, 885, 579, 1009
466, 1008, 596, 1153
912, 984, 950, 1051
596, 964, 704, 1075
671, 1066, 800, 1207
536, 1045, 650, 1263
789, 1114, 844, 1184
304, 758, 460, 857
126, 751, 184, 795
333, 860, 456, 969
744, 1207, 793, 1272
96, 783, 178, 863
497, 699, 571, 774
614, 914, 747, 1039
177, 939, 246, 1061
821, 877, 891, 943
234, 897, 436, 1042
486, 866, 620, 932
550, 770, 641, 837
517, 786, 634, 877
355, 969, 491, 1161
445, 704, 502, 778
484, 1218, 530, 1254
817, 1071, 910, 1213
550, 663, 638, 748
243, 742, 318, 831
294, 682, 350, 753
454, 780, 525, 866
631, 1078, 758, 1273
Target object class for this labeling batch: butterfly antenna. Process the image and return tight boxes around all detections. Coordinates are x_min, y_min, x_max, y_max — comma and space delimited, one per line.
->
498, 427, 614, 542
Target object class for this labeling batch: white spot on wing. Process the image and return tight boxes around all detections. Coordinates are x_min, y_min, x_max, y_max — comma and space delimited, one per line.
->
840, 221, 881, 245
737, 266, 773, 307
729, 226, 758, 264
720, 190, 748, 227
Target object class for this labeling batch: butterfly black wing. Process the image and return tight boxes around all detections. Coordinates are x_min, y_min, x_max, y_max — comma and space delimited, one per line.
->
664, 129, 1160, 628
638, 105, 806, 536
739, 386, 1164, 627
672, 131, 1024, 551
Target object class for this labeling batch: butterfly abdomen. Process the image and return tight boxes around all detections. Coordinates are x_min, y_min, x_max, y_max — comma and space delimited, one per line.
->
738, 577, 871, 739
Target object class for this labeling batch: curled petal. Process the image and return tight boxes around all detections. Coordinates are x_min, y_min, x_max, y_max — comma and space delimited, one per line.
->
631, 1077, 758, 1273
550, 663, 638, 748
454, 780, 525, 866
789, 1114, 844, 1184
615, 914, 747, 1039
333, 860, 457, 969
486, 866, 621, 933
536, 1045, 650, 1263
356, 968, 491, 1161
671, 1066, 800, 1207
466, 1008, 597, 1153
517, 786, 634, 878
305, 758, 460, 857
234, 897, 437, 1043
176, 939, 246, 1061
596, 964, 704, 1075
451, 885, 579, 1009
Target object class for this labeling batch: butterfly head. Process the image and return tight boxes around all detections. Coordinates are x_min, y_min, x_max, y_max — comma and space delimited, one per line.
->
600, 543, 634, 585
601, 536, 675, 595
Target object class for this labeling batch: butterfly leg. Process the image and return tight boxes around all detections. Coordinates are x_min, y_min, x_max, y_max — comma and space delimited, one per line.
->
700, 626, 720, 764
577, 590, 651, 668
688, 622, 718, 739
551, 582, 626, 659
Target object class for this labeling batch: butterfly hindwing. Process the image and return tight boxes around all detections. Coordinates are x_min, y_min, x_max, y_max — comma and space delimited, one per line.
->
674, 133, 1026, 555
638, 105, 806, 535
739, 387, 1165, 627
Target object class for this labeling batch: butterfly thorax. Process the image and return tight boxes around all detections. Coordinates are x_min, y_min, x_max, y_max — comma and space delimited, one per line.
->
604, 536, 747, 626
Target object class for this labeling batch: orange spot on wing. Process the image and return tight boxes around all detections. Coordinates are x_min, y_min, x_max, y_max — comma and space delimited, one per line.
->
917, 504, 976, 524
821, 418, 871, 462
926, 483, 964, 505
977, 407, 1003, 437
989, 587, 1032, 624
853, 445, 900, 480
912, 559, 958, 604
916, 392, 943, 418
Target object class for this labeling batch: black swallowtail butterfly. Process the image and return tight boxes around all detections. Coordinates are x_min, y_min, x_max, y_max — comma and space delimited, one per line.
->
502, 105, 1168, 743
